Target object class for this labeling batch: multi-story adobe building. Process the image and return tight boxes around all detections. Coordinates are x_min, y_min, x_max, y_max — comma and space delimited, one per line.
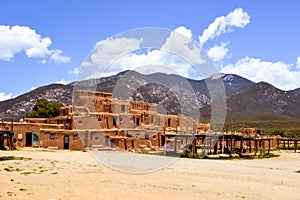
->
0, 90, 209, 152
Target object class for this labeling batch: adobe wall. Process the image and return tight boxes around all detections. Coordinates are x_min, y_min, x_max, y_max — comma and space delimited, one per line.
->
0, 122, 54, 148
40, 129, 84, 150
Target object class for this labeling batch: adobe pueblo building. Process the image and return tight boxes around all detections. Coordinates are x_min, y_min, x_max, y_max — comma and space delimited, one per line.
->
0, 90, 205, 152
1, 90, 294, 156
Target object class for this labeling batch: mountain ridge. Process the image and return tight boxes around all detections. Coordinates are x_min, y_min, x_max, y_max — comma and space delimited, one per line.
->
1, 70, 300, 123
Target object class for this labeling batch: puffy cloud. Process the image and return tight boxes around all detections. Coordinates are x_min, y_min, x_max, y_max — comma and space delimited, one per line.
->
79, 37, 143, 79
207, 42, 229, 63
0, 92, 12, 101
115, 49, 193, 78
0, 25, 70, 63
50, 50, 71, 63
55, 79, 68, 85
30, 86, 37, 91
78, 25, 221, 82
80, 26, 212, 80
199, 8, 250, 44
162, 26, 205, 67
68, 67, 80, 75
79, 7, 252, 81
221, 56, 300, 90
174, 26, 192, 39
296, 56, 300, 69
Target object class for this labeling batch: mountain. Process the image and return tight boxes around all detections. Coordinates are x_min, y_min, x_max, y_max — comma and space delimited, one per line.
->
1, 70, 300, 124
201, 81, 300, 121
0, 84, 72, 121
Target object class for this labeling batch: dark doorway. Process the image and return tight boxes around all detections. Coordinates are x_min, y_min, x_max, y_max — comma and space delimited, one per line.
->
136, 118, 140, 126
104, 136, 109, 147
63, 135, 70, 149
25, 132, 32, 147
161, 135, 165, 147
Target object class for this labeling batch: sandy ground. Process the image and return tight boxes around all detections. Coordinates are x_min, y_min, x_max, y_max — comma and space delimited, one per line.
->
0, 149, 300, 200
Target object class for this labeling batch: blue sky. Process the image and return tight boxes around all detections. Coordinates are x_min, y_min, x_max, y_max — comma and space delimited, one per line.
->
1, 0, 300, 100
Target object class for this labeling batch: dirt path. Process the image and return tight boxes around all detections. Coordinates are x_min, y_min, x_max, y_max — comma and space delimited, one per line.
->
0, 149, 299, 200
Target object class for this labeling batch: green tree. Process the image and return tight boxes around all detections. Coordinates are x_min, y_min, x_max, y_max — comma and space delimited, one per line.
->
26, 98, 64, 118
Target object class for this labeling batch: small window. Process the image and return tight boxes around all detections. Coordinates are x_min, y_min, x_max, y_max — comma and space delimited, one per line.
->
50, 134, 55, 140
73, 134, 78, 140
145, 134, 149, 140
98, 117, 102, 122
113, 116, 117, 126
121, 105, 125, 112
135, 134, 140, 138
95, 136, 99, 140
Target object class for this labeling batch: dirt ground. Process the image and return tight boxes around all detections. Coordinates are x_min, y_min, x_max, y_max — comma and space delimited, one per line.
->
0, 149, 300, 200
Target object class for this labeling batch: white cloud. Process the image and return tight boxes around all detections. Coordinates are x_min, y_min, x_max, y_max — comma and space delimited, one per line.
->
199, 8, 250, 44
207, 42, 229, 63
162, 26, 205, 67
50, 49, 71, 63
0, 92, 12, 101
55, 79, 68, 85
174, 26, 192, 39
80, 37, 143, 79
68, 67, 80, 75
115, 49, 193, 77
221, 56, 300, 90
30, 86, 37, 91
0, 25, 70, 63
79, 26, 217, 80
296, 56, 300, 69
78, 7, 252, 81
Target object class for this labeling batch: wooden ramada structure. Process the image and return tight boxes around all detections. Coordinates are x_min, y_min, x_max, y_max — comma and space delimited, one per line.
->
0, 90, 299, 157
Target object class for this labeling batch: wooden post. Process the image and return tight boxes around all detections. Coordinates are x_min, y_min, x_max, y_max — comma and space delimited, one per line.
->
231, 135, 234, 153
294, 140, 297, 153
254, 139, 257, 156
268, 139, 271, 155
240, 137, 244, 155
192, 139, 197, 157
174, 136, 177, 153
283, 140, 285, 148
202, 136, 205, 155
213, 139, 218, 154
259, 139, 263, 156
209, 136, 212, 154
158, 132, 161, 148
249, 140, 252, 154
288, 140, 290, 149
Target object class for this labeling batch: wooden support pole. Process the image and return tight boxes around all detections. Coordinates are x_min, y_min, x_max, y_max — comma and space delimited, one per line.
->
209, 136, 212, 154
192, 139, 197, 157
254, 139, 257, 156
259, 140, 263, 156
213, 139, 218, 154
288, 140, 290, 149
268, 139, 271, 155
174, 137, 177, 153
202, 137, 205, 155
240, 137, 244, 155
294, 140, 297, 153
249, 140, 252, 153
230, 135, 235, 153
